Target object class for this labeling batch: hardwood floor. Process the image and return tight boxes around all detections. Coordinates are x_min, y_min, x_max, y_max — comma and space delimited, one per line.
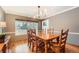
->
8, 38, 79, 53
66, 44, 79, 53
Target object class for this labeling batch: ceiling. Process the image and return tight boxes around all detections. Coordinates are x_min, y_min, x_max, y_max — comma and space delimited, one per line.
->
1, 6, 77, 19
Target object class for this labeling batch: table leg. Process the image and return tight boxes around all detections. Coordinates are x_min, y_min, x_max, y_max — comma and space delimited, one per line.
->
45, 41, 48, 53
34, 41, 37, 53
56, 37, 59, 43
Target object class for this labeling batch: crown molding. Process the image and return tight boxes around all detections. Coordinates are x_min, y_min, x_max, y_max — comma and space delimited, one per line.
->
45, 6, 78, 19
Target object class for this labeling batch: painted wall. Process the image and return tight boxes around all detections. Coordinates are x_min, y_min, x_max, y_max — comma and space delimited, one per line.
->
5, 14, 39, 41
48, 7, 79, 46
0, 7, 5, 32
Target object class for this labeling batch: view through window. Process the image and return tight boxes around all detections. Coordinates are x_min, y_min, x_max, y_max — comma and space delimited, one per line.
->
15, 20, 38, 35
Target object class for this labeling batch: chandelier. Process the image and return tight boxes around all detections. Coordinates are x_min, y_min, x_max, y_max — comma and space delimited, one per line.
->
33, 6, 47, 19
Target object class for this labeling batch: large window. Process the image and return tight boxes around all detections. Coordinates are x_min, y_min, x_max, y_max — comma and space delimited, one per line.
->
15, 20, 38, 35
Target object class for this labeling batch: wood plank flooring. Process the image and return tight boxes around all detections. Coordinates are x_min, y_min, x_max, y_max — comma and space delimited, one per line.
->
8, 38, 79, 53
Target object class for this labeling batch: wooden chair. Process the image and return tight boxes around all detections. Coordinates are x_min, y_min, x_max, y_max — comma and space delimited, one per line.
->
27, 29, 45, 53
27, 29, 35, 48
2, 35, 11, 53
31, 36, 45, 53
30, 29, 45, 53
30, 32, 37, 52
50, 29, 69, 53
27, 29, 37, 51
27, 30, 31, 47
37, 38, 45, 53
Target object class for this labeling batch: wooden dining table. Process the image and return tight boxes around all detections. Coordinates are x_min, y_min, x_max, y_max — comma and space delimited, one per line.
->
36, 32, 60, 53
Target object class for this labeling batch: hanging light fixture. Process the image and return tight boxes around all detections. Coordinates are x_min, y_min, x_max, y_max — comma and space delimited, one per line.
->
38, 6, 41, 18
33, 6, 47, 19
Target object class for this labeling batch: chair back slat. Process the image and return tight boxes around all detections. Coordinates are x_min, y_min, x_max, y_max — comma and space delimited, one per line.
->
59, 29, 69, 47
28, 29, 36, 40
47, 28, 54, 34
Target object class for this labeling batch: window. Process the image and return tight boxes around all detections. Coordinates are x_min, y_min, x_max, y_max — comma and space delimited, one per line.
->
42, 19, 49, 29
15, 20, 38, 35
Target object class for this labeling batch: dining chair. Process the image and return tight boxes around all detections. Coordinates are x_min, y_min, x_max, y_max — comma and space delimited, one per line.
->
29, 29, 45, 53
31, 35, 45, 53
27, 29, 33, 48
30, 32, 37, 52
29, 29, 39, 52
36, 38, 45, 53
27, 30, 31, 47
27, 29, 37, 51
49, 29, 69, 53
2, 35, 11, 53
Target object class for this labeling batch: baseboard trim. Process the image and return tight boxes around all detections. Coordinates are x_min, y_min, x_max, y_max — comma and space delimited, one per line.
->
67, 43, 79, 47
0, 32, 15, 35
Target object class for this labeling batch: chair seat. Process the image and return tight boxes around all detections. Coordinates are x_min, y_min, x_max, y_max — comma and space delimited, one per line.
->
49, 42, 60, 53
50, 42, 66, 53
50, 42, 59, 46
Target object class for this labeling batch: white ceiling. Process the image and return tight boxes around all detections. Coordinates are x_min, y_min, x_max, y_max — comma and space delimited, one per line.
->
1, 6, 77, 19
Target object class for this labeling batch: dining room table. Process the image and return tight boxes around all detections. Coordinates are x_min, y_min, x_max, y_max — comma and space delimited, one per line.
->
36, 32, 60, 53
